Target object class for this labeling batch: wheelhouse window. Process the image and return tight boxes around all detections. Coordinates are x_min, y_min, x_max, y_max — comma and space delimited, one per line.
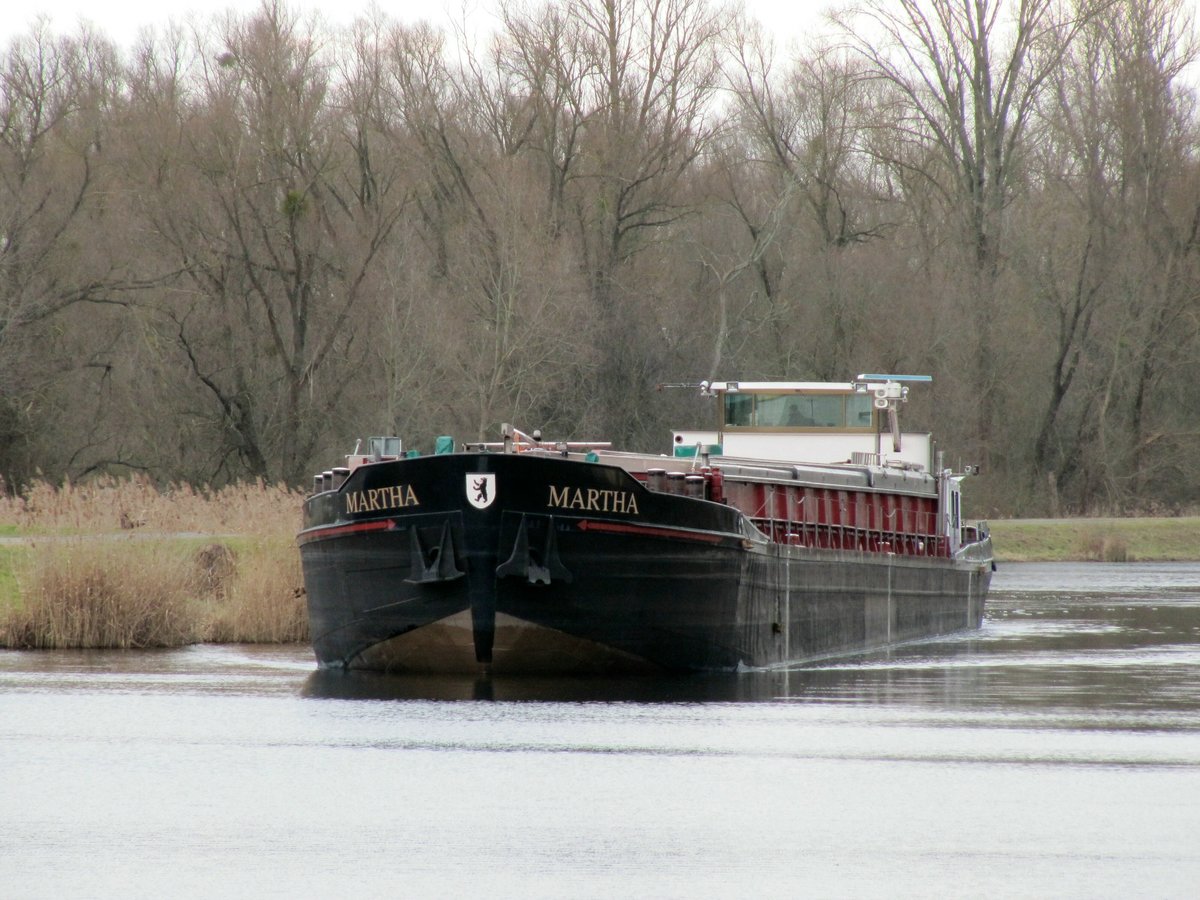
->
847, 394, 874, 427
722, 392, 875, 431
724, 392, 755, 427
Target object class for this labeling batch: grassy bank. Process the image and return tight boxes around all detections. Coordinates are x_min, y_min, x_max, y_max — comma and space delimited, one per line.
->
988, 517, 1200, 562
0, 478, 307, 649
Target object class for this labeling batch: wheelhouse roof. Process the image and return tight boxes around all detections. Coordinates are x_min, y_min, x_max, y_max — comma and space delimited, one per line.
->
704, 381, 857, 393
703, 375, 931, 394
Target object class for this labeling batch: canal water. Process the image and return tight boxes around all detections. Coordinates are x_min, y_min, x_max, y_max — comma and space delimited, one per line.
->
2, 562, 1198, 898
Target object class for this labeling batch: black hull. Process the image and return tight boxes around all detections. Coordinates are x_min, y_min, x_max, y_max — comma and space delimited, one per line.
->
298, 453, 992, 674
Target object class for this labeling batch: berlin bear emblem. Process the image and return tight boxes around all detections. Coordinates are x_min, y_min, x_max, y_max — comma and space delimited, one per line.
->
466, 473, 496, 509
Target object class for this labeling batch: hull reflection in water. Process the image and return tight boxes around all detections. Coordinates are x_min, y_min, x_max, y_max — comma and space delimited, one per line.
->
301, 668, 825, 703
299, 633, 996, 704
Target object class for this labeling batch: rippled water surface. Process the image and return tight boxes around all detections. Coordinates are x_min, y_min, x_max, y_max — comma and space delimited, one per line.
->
3, 562, 1199, 898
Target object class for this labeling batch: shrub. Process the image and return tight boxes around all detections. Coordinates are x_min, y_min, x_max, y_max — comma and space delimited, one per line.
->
1076, 530, 1130, 563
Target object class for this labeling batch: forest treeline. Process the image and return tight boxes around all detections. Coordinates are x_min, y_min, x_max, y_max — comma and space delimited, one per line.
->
1, 0, 1198, 517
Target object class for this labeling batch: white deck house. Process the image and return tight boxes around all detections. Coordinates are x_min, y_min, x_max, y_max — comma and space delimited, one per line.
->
672, 378, 934, 471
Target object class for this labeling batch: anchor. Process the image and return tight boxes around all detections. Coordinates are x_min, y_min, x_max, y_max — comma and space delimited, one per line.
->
496, 514, 573, 585
404, 520, 465, 584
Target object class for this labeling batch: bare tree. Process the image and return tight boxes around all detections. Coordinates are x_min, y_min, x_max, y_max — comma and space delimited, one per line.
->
568, 0, 727, 443
724, 22, 905, 379
368, 14, 597, 442
1096, 0, 1200, 507
497, 1, 593, 238
3, 0, 1199, 517
0, 23, 143, 481
834, 0, 1081, 457
730, 26, 888, 248
1004, 0, 1200, 513
128, 2, 407, 483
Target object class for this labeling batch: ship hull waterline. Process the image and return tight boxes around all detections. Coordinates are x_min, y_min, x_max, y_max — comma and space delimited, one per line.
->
298, 453, 992, 675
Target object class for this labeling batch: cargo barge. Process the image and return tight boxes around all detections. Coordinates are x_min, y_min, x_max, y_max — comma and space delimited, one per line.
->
297, 376, 993, 673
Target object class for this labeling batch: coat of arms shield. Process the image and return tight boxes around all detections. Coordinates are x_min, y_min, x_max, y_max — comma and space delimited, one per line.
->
466, 473, 496, 509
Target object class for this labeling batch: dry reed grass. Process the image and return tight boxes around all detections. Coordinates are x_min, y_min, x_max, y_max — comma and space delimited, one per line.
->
0, 476, 301, 537
205, 539, 309, 644
1076, 531, 1130, 562
0, 478, 309, 648
5, 538, 198, 649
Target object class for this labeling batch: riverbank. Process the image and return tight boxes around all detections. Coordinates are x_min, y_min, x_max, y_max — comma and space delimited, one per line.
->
0, 479, 306, 649
988, 516, 1200, 562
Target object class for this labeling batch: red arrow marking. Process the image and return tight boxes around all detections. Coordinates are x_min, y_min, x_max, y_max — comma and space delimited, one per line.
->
297, 519, 396, 545
576, 519, 726, 544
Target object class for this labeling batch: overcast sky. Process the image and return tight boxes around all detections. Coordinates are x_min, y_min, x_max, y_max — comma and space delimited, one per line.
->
0, 0, 835, 50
